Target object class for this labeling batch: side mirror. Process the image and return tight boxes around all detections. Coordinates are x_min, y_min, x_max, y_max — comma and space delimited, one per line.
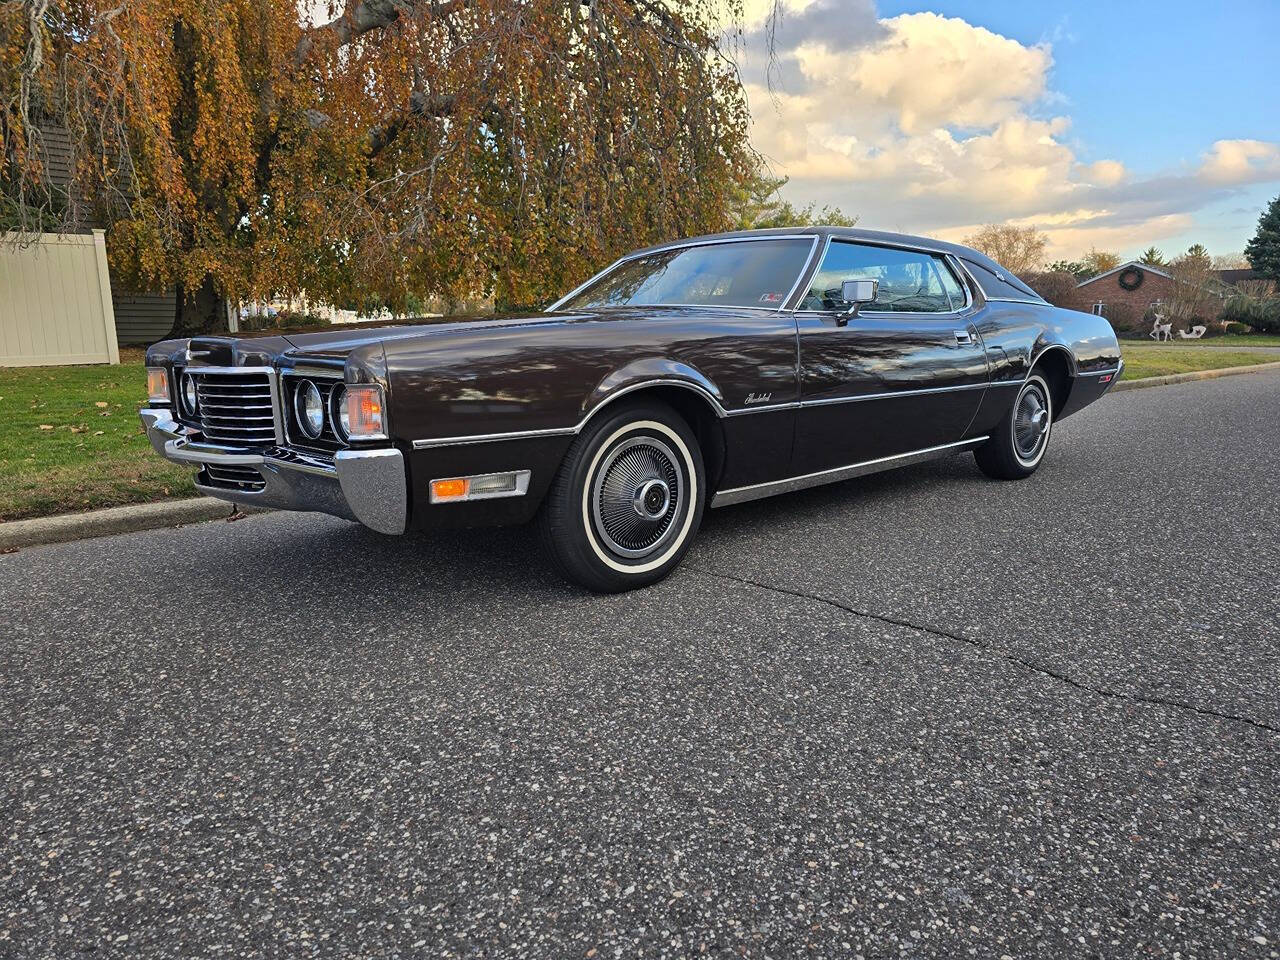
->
837, 278, 878, 324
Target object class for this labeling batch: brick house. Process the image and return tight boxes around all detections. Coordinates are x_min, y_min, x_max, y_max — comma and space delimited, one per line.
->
1067, 262, 1176, 324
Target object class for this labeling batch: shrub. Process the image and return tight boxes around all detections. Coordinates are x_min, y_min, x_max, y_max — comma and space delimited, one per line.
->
1105, 302, 1141, 333
272, 310, 328, 329
238, 309, 329, 332
1023, 270, 1077, 307
1221, 292, 1280, 333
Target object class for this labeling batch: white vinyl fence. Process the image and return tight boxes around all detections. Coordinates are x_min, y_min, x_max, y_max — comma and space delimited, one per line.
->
0, 230, 119, 366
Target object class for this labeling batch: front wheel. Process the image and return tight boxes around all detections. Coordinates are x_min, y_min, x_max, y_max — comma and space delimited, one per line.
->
974, 373, 1053, 480
538, 400, 705, 592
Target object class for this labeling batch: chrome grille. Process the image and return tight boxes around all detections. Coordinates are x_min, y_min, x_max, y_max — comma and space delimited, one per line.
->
191, 370, 278, 447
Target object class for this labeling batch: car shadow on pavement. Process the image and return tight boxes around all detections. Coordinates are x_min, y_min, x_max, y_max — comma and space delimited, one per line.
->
151, 452, 986, 622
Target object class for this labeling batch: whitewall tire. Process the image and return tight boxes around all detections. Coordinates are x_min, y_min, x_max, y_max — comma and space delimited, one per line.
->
539, 401, 705, 592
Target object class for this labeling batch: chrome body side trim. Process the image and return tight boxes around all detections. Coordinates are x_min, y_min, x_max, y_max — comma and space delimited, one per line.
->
798, 381, 1008, 409
724, 401, 802, 416
711, 436, 988, 508
411, 378, 736, 449
412, 425, 579, 449
139, 408, 407, 534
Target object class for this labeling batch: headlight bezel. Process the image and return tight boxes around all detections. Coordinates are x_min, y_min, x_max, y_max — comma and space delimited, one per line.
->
294, 379, 325, 440
330, 384, 351, 443
180, 372, 199, 417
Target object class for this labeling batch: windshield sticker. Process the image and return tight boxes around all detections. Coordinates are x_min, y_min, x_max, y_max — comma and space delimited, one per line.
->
759, 292, 784, 303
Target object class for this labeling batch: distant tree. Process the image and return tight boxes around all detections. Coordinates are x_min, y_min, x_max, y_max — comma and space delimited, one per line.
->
1081, 248, 1122, 276
1184, 244, 1212, 269
1244, 194, 1280, 281
1212, 253, 1250, 270
1165, 252, 1221, 330
729, 166, 858, 230
1047, 259, 1090, 279
962, 224, 1047, 275
1022, 270, 1078, 307
1139, 247, 1166, 266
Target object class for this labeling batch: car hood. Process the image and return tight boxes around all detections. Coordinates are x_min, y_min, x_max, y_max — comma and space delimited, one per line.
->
156, 305, 720, 368
278, 311, 572, 359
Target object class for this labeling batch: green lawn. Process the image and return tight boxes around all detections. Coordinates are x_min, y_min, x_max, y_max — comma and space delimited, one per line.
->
0, 352, 195, 522
1120, 347, 1278, 381
1122, 333, 1280, 348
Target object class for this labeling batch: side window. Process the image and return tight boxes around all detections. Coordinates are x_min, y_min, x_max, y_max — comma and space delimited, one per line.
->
933, 258, 967, 310
800, 242, 957, 313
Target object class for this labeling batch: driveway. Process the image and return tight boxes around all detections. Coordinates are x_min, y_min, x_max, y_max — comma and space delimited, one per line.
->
3, 370, 1278, 958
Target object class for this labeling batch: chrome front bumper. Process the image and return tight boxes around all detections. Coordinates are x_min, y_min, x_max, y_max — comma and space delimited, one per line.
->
140, 408, 408, 534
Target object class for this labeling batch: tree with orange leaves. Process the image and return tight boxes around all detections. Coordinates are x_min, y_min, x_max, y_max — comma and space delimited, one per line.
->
2, 0, 759, 332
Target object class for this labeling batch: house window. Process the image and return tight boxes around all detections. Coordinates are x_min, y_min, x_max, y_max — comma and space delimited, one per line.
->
1091, 301, 1106, 316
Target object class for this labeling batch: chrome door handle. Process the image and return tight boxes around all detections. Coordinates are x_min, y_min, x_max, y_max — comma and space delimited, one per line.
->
954, 329, 972, 344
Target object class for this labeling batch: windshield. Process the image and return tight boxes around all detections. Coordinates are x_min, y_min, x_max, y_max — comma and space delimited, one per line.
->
559, 238, 814, 310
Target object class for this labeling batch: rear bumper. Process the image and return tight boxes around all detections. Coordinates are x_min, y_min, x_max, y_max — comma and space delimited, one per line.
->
139, 408, 407, 534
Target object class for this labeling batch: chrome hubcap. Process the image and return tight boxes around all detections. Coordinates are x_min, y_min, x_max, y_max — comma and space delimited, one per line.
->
1013, 383, 1050, 462
632, 478, 672, 520
592, 436, 684, 559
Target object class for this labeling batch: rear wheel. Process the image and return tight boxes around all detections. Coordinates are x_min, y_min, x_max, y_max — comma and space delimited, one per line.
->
538, 400, 705, 592
974, 373, 1053, 480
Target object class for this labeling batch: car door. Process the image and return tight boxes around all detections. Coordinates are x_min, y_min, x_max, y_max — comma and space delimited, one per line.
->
791, 240, 990, 476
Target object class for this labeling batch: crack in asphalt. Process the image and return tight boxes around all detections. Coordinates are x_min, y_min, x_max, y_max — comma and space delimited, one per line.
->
691, 567, 1280, 737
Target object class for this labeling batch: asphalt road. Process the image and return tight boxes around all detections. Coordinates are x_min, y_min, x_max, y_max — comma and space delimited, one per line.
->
3, 370, 1279, 959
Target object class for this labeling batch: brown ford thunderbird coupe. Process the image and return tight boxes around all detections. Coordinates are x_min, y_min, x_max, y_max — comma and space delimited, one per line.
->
142, 227, 1122, 591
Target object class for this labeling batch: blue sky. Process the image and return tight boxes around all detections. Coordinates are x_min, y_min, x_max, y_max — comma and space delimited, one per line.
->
743, 0, 1280, 262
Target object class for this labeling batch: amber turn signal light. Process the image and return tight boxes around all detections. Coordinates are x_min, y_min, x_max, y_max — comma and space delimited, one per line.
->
343, 384, 387, 440
429, 470, 530, 504
431, 478, 469, 501
146, 367, 169, 403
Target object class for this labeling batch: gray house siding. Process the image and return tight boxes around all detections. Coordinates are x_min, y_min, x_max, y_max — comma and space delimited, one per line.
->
111, 287, 176, 345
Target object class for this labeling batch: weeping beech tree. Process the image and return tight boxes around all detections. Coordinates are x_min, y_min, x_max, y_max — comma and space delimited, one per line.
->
2, 0, 759, 332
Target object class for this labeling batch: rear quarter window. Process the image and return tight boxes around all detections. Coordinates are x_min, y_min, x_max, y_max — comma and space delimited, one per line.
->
961, 258, 1043, 302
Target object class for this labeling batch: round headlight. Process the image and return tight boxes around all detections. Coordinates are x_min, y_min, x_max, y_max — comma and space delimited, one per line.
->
181, 372, 198, 416
330, 384, 350, 443
294, 380, 324, 439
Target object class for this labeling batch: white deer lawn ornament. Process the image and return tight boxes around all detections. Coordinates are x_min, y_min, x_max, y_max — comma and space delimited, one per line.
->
1149, 313, 1173, 341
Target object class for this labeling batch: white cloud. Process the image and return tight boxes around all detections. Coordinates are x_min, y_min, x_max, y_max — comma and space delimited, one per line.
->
1198, 139, 1280, 185
744, 8, 1280, 261
837, 13, 1051, 134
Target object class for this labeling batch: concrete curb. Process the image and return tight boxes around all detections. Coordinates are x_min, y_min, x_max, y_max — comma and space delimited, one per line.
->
0, 498, 268, 552
1111, 359, 1280, 392
4, 360, 1278, 552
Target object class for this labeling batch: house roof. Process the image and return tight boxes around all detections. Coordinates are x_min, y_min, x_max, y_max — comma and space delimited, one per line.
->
1215, 268, 1257, 285
1076, 261, 1173, 288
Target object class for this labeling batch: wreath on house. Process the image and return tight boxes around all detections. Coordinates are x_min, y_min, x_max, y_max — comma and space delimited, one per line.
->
1118, 266, 1144, 291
